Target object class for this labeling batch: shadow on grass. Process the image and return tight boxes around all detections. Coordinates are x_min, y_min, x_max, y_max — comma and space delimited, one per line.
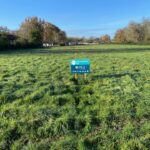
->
27, 48, 150, 54
92, 72, 133, 80
1, 47, 150, 55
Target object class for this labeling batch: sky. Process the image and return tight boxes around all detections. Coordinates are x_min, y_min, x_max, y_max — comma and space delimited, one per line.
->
0, 0, 150, 37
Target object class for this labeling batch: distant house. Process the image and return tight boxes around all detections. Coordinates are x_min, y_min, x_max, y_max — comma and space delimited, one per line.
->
66, 42, 79, 46
7, 34, 17, 44
43, 43, 53, 47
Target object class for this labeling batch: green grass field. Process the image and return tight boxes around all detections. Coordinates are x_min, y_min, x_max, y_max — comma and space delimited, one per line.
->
0, 45, 150, 150
49, 44, 150, 51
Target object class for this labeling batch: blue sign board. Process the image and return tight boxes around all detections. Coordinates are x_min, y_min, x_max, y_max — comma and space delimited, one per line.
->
70, 59, 90, 74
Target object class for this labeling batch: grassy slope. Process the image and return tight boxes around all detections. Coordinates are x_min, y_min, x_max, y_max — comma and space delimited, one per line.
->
49, 44, 150, 50
1, 44, 150, 54
0, 45, 150, 150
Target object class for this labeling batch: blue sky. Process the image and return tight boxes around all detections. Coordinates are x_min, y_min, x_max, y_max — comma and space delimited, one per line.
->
0, 0, 150, 37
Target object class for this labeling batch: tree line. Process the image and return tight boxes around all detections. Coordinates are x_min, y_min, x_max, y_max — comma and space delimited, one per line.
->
0, 17, 67, 50
114, 19, 150, 44
67, 35, 111, 45
68, 19, 150, 44
0, 17, 150, 50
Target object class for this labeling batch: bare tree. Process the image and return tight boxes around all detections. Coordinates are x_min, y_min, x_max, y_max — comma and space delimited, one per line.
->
142, 19, 150, 43
18, 17, 43, 46
124, 22, 144, 43
100, 35, 111, 43
114, 29, 126, 43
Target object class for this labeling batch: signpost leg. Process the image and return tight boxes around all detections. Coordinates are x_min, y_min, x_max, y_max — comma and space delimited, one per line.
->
84, 74, 86, 80
75, 74, 78, 80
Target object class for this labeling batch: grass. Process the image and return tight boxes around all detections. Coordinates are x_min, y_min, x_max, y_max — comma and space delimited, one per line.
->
1, 44, 150, 55
49, 44, 150, 51
0, 45, 150, 150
